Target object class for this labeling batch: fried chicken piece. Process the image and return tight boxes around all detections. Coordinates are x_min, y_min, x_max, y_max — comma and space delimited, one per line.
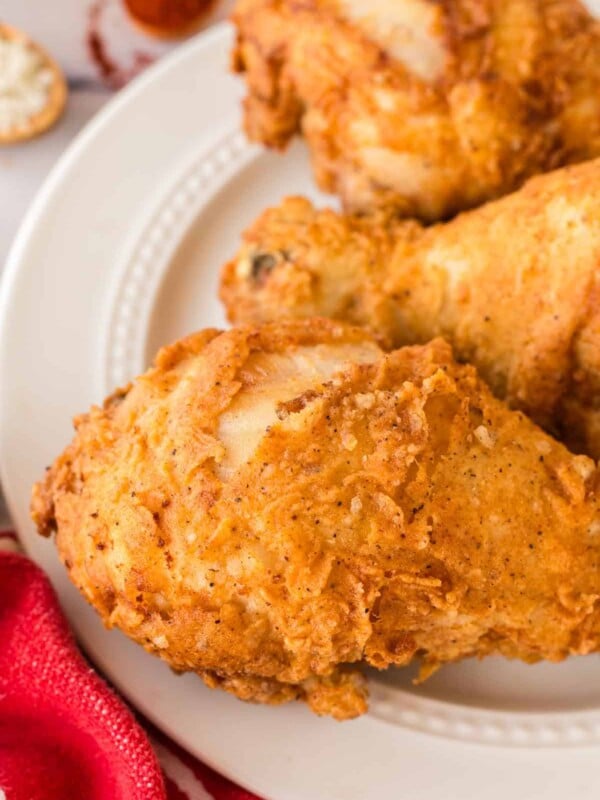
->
232, 0, 600, 220
32, 319, 600, 720
221, 160, 600, 457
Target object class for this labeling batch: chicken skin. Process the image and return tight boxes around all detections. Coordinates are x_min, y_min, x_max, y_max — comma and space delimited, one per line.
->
232, 0, 600, 220
32, 320, 600, 720
221, 160, 600, 457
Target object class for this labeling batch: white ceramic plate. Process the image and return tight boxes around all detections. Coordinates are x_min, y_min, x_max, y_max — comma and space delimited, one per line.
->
2, 22, 600, 800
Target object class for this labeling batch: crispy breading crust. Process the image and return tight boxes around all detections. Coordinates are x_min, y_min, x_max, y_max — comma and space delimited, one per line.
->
32, 320, 600, 719
221, 160, 600, 457
232, 0, 600, 220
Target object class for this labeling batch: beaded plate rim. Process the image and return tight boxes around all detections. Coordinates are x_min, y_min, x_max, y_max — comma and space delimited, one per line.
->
102, 128, 256, 393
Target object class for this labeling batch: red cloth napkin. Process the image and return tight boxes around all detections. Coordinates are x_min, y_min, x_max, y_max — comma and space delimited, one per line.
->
0, 533, 261, 800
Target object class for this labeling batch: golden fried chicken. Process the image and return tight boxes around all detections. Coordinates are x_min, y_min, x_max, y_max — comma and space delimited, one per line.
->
221, 160, 600, 457
232, 0, 600, 220
32, 320, 600, 720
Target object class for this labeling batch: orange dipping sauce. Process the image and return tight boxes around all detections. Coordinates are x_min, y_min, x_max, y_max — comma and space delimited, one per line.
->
123, 0, 215, 39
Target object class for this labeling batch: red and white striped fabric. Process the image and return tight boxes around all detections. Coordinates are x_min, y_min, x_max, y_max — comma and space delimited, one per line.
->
0, 532, 261, 800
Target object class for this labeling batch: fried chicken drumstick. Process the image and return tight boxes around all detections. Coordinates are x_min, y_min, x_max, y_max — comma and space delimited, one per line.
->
221, 160, 600, 457
32, 320, 600, 720
232, 0, 600, 220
